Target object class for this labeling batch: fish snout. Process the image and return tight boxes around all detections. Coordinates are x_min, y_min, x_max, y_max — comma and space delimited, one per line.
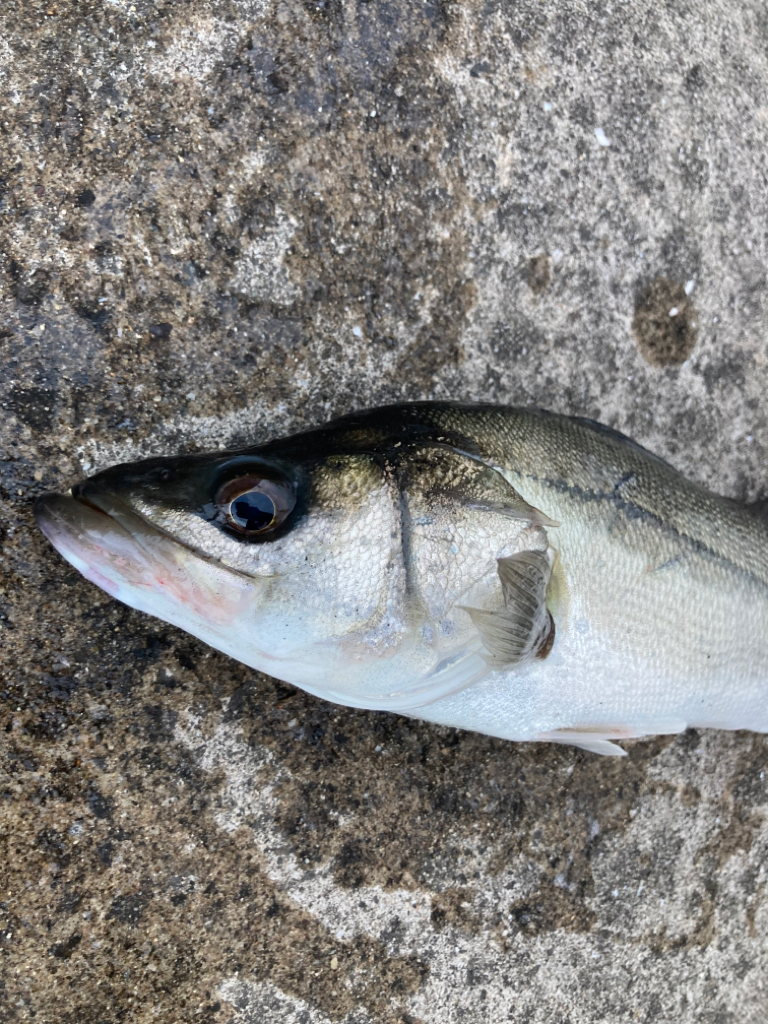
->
34, 491, 90, 545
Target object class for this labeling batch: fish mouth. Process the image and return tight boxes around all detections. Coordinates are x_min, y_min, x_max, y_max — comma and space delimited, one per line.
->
34, 477, 267, 649
36, 478, 169, 546
35, 483, 161, 561
35, 477, 243, 613
35, 483, 261, 585
33, 484, 320, 680
34, 485, 178, 603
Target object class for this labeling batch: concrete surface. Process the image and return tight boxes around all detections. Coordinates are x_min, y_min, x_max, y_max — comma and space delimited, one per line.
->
2, 0, 768, 1021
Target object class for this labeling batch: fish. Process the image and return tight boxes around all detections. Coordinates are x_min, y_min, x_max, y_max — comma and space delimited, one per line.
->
34, 402, 768, 756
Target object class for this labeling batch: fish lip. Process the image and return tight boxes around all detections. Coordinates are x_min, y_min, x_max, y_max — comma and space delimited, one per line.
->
34, 489, 153, 566
34, 491, 67, 536
40, 471, 202, 550
35, 482, 262, 582
35, 485, 154, 540
69, 489, 112, 518
35, 484, 279, 669
71, 478, 155, 530
35, 484, 186, 579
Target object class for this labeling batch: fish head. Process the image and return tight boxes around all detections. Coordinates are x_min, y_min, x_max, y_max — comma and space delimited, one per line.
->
34, 410, 551, 707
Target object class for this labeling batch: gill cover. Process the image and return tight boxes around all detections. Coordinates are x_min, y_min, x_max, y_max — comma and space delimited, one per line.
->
317, 442, 556, 712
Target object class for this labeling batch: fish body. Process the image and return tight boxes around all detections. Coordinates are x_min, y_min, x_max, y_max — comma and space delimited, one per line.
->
34, 403, 768, 755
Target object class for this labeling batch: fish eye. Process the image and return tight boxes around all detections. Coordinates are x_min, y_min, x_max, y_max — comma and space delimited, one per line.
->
215, 474, 296, 537
231, 488, 275, 532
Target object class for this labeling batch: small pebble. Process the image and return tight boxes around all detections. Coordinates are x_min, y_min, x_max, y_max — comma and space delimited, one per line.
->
594, 127, 611, 147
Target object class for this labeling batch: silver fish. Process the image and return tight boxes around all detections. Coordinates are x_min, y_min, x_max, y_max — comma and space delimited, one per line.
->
34, 403, 768, 755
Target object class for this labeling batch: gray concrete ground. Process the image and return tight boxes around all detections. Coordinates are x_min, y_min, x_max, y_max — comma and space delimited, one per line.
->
2, 0, 768, 1021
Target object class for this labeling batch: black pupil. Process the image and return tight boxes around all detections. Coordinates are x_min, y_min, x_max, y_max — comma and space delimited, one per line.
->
230, 490, 276, 532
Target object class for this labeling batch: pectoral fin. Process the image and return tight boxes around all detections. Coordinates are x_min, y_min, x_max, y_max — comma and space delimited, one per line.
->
462, 550, 555, 668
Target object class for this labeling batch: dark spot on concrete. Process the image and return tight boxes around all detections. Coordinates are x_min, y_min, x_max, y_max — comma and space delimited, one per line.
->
87, 785, 113, 820
49, 932, 81, 959
75, 303, 112, 334
525, 253, 550, 294
569, 97, 595, 127
8, 385, 57, 432
469, 61, 492, 78
266, 70, 290, 94
149, 322, 173, 339
56, 888, 83, 916
430, 888, 480, 932
631, 276, 697, 367
679, 784, 701, 807
701, 352, 746, 394
685, 64, 706, 92
107, 892, 148, 926
14, 267, 50, 306
508, 885, 595, 936
75, 188, 96, 207
97, 841, 114, 867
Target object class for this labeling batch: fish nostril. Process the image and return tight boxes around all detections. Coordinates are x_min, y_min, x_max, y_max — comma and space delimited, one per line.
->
70, 479, 111, 517
71, 479, 101, 504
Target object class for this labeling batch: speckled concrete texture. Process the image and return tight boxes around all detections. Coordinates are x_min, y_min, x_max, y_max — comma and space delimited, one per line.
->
2, 1, 768, 1021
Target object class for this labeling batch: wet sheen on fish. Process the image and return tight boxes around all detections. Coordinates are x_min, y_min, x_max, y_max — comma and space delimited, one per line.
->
34, 403, 768, 755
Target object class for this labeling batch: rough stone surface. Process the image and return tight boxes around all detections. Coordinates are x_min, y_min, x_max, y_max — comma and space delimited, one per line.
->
2, 1, 768, 1021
